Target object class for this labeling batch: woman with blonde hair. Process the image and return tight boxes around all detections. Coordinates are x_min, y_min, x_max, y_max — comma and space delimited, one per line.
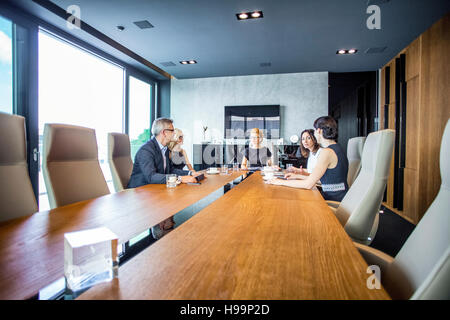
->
168, 128, 195, 172
241, 128, 273, 169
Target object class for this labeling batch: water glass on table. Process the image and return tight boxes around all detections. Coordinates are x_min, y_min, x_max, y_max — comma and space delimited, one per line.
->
286, 163, 293, 172
166, 174, 178, 188
233, 163, 239, 171
220, 165, 229, 175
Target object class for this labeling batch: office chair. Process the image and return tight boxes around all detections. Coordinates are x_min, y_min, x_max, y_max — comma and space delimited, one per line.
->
42, 123, 110, 208
355, 119, 450, 299
329, 129, 395, 244
347, 136, 366, 187
0, 112, 38, 221
108, 132, 133, 192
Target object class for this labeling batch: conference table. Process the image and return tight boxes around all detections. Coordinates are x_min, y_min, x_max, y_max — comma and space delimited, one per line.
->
0, 170, 390, 300
0, 170, 244, 300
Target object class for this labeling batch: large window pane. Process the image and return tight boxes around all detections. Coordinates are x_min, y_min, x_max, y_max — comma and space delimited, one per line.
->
0, 15, 12, 114
129, 76, 151, 160
38, 30, 124, 210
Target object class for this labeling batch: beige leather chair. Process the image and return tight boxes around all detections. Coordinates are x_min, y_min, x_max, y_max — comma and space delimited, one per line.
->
355, 119, 450, 299
42, 124, 109, 208
0, 112, 38, 222
107, 132, 133, 192
347, 136, 366, 187
329, 129, 395, 244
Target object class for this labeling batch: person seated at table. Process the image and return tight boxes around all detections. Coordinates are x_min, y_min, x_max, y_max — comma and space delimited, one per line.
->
168, 128, 195, 172
127, 118, 200, 239
241, 128, 273, 169
288, 129, 322, 175
267, 116, 349, 202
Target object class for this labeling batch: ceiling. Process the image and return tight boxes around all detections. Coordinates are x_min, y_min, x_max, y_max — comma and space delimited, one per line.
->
9, 0, 450, 80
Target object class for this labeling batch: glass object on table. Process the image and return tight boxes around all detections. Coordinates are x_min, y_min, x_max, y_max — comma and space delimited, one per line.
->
64, 227, 118, 293
220, 165, 229, 175
233, 163, 239, 171
166, 174, 178, 188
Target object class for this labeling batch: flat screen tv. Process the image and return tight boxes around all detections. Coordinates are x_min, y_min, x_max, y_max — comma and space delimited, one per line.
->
224, 105, 280, 139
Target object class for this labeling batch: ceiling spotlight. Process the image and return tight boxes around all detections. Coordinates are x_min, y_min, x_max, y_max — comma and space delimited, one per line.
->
180, 60, 197, 65
238, 13, 248, 19
236, 11, 263, 20
117, 25, 125, 31
336, 49, 358, 54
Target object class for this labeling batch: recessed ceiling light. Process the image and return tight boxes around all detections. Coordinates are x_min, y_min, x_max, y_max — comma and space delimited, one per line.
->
336, 49, 358, 55
236, 11, 263, 20
116, 25, 125, 31
238, 13, 248, 19
180, 60, 197, 65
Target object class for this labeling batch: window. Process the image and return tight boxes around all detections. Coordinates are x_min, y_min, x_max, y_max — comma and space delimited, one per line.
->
0, 15, 12, 114
129, 76, 151, 160
38, 30, 125, 210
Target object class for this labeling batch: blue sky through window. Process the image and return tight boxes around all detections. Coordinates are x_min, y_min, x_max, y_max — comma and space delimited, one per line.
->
0, 15, 12, 114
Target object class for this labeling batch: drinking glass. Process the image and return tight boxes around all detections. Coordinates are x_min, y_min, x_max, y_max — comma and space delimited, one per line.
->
220, 165, 229, 175
233, 163, 239, 171
166, 174, 178, 188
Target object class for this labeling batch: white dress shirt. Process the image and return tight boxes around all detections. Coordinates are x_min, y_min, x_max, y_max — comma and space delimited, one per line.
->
307, 147, 322, 173
156, 139, 168, 171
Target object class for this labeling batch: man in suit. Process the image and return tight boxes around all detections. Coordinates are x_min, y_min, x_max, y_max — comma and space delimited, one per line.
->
127, 117, 200, 239
128, 117, 199, 187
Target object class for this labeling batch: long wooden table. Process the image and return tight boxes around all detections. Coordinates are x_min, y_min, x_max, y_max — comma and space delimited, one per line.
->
0, 171, 243, 300
79, 172, 390, 300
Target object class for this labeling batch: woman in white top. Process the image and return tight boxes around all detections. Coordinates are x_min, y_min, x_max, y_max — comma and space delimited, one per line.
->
287, 129, 322, 175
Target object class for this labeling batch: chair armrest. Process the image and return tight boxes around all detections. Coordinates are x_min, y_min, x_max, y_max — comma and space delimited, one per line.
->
326, 200, 340, 209
353, 242, 394, 274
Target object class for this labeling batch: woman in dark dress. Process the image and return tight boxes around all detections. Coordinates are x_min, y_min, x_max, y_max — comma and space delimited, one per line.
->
241, 128, 273, 169
266, 116, 349, 201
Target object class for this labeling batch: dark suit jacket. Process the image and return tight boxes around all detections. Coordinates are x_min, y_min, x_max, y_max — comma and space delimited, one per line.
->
127, 137, 189, 188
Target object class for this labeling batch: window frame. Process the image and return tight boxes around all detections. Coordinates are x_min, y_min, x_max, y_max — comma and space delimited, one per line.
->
0, 3, 161, 209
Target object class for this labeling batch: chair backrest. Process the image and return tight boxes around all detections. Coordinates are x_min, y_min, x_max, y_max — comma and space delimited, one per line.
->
0, 112, 38, 221
107, 133, 133, 192
384, 119, 450, 300
335, 129, 395, 243
347, 136, 366, 187
42, 124, 109, 208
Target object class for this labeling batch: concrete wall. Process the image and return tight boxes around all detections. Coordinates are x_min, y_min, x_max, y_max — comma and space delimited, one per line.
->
170, 72, 328, 162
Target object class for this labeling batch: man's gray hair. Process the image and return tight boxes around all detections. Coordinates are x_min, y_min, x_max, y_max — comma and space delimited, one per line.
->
151, 117, 173, 136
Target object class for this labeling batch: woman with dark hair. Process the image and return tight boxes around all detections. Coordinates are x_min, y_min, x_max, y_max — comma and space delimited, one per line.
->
267, 116, 349, 202
289, 129, 322, 175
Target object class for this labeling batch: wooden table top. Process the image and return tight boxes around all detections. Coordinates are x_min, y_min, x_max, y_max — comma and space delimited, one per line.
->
0, 171, 243, 300
79, 172, 390, 300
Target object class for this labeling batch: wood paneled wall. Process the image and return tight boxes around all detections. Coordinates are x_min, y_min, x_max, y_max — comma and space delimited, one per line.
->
380, 13, 450, 224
